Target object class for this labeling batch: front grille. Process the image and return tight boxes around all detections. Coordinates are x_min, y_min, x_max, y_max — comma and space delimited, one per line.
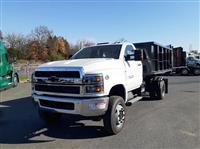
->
35, 71, 80, 78
39, 99, 74, 110
35, 84, 80, 94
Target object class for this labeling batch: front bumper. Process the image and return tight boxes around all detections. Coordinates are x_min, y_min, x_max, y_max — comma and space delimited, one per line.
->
32, 94, 109, 117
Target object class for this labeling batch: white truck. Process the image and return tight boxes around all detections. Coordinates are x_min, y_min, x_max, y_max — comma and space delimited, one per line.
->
32, 42, 169, 134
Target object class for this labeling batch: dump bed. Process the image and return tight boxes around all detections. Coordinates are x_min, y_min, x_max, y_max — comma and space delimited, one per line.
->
173, 47, 186, 67
134, 42, 173, 77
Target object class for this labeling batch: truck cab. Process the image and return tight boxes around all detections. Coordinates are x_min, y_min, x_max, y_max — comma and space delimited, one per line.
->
187, 56, 200, 67
0, 41, 19, 89
32, 42, 168, 134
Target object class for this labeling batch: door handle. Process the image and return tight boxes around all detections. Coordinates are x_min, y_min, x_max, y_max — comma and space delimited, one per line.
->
138, 64, 141, 66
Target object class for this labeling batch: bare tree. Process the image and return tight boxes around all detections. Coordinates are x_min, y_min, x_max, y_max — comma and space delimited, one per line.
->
76, 39, 96, 49
5, 32, 27, 49
68, 39, 96, 57
31, 25, 53, 44
69, 43, 80, 55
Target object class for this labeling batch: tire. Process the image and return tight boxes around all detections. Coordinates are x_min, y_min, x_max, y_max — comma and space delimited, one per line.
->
193, 69, 200, 75
156, 80, 165, 100
38, 109, 61, 123
103, 96, 126, 135
149, 80, 157, 99
181, 68, 189, 75
149, 80, 165, 100
149, 91, 156, 99
13, 74, 18, 87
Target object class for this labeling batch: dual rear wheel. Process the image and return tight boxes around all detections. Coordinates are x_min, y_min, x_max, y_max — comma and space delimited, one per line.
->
149, 80, 166, 100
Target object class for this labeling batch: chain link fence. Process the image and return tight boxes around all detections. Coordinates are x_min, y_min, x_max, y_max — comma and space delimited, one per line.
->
14, 63, 39, 82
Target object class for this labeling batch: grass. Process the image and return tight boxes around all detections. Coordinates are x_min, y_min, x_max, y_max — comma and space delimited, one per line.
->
19, 76, 29, 82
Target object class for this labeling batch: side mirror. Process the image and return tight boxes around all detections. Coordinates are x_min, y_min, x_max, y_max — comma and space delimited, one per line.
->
134, 50, 143, 61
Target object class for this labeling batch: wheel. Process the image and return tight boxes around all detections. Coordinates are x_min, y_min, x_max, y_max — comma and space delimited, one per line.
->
103, 96, 126, 135
193, 69, 200, 75
149, 80, 157, 99
149, 91, 156, 99
181, 68, 189, 75
156, 80, 165, 100
38, 109, 61, 123
149, 80, 165, 100
13, 74, 18, 87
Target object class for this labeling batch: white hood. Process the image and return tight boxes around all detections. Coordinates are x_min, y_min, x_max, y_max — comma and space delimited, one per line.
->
38, 58, 123, 73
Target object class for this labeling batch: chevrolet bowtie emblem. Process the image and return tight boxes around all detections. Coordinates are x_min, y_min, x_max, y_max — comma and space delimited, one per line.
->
48, 76, 59, 82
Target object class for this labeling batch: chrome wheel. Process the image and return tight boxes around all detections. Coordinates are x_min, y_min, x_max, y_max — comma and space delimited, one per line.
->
13, 74, 18, 87
115, 104, 125, 128
103, 96, 126, 134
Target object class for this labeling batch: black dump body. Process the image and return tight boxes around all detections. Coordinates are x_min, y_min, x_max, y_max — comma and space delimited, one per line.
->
134, 42, 173, 77
172, 47, 186, 67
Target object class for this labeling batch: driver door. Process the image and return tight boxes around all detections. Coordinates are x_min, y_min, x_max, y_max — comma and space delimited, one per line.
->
124, 45, 142, 91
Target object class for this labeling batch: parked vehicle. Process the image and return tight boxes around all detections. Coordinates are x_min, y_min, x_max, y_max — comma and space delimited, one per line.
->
172, 47, 200, 75
32, 42, 170, 134
0, 40, 19, 90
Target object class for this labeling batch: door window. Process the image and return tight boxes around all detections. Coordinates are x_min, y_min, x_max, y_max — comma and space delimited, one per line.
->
124, 45, 135, 60
124, 45, 134, 57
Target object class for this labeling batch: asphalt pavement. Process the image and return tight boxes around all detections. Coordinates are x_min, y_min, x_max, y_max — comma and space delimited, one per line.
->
0, 76, 199, 149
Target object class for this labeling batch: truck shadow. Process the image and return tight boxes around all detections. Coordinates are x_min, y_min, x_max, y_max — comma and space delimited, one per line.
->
140, 97, 161, 101
0, 97, 109, 144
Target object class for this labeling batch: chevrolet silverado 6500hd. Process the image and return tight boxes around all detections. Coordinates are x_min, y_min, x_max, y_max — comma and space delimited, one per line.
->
32, 42, 170, 134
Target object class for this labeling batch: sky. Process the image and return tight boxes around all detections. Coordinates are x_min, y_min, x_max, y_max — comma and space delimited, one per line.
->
0, 0, 199, 51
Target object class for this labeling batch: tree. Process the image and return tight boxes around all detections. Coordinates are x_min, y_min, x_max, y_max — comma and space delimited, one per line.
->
31, 26, 53, 45
76, 39, 96, 49
69, 43, 80, 55
27, 26, 55, 61
3, 25, 72, 61
47, 36, 70, 60
69, 39, 96, 57
7, 48, 21, 59
26, 40, 46, 61
5, 33, 26, 49
4, 33, 27, 59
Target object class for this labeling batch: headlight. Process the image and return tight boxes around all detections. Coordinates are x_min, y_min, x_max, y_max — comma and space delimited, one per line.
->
84, 74, 103, 84
84, 74, 104, 94
86, 85, 104, 93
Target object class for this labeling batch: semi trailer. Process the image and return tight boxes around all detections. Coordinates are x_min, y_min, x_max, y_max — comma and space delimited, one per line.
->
0, 40, 19, 90
32, 41, 171, 134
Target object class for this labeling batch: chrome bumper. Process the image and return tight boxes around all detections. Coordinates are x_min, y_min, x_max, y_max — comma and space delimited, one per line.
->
32, 94, 109, 117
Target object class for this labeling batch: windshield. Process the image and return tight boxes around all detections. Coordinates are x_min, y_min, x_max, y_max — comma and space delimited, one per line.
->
71, 45, 122, 59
